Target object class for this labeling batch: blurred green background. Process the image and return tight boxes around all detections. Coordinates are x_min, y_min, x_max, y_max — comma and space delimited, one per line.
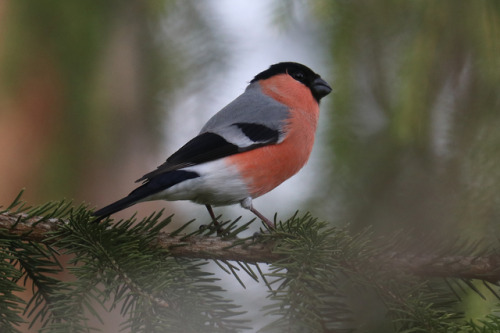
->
1, 0, 499, 331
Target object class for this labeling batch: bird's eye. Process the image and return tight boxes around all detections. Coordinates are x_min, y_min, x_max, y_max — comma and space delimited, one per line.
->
291, 71, 305, 81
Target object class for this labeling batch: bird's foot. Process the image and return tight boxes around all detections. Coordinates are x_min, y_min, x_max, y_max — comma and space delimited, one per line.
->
199, 219, 227, 236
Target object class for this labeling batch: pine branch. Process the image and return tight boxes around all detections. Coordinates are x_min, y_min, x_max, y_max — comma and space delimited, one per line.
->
2, 198, 500, 332
0, 212, 280, 263
1, 211, 500, 281
386, 253, 500, 283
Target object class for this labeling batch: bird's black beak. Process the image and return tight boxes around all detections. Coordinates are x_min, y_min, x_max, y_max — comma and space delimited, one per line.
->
312, 77, 332, 102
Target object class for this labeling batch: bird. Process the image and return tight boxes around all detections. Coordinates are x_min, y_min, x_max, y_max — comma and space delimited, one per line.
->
93, 62, 331, 229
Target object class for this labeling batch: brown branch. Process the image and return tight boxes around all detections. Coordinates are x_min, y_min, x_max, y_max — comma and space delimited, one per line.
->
0, 212, 281, 263
387, 253, 500, 283
154, 232, 279, 262
1, 212, 500, 281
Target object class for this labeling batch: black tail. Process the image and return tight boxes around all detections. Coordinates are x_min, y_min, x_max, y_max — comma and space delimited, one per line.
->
92, 194, 143, 221
92, 170, 199, 221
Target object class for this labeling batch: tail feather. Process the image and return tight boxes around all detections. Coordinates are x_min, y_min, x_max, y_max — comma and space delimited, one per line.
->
92, 194, 142, 221
92, 170, 199, 221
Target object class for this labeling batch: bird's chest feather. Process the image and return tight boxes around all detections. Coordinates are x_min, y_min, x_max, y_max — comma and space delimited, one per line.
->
225, 75, 321, 197
226, 103, 319, 198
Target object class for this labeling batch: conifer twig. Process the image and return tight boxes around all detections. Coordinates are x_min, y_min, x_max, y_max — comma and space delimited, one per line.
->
385, 253, 500, 283
0, 212, 280, 263
1, 212, 500, 281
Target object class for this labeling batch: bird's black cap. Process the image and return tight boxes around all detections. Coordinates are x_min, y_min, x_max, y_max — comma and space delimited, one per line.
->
251, 62, 332, 102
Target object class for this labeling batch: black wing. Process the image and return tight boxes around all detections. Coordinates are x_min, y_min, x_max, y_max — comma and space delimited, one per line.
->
136, 123, 281, 182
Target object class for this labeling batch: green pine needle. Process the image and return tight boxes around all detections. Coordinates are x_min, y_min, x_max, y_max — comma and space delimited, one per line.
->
2, 191, 500, 332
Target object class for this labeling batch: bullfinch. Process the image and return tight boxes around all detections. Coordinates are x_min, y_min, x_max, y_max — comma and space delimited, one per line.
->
93, 62, 331, 229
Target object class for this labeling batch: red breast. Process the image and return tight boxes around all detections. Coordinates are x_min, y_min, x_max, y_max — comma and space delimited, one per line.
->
226, 74, 320, 198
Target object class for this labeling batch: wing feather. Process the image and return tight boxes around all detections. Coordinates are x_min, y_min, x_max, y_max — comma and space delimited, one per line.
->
137, 83, 290, 182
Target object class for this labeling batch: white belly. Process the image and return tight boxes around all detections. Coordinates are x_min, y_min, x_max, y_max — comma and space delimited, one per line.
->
145, 159, 250, 206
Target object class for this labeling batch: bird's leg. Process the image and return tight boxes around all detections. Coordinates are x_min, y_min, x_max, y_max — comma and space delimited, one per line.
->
205, 204, 218, 224
205, 204, 224, 234
240, 197, 275, 229
249, 206, 275, 229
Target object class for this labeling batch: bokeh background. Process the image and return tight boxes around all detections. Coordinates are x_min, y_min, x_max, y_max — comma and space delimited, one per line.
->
1, 0, 499, 331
